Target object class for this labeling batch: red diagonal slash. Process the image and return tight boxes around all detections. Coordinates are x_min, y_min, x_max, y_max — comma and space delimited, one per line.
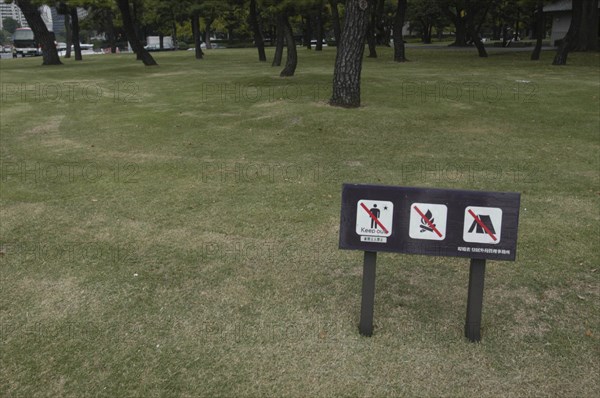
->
360, 202, 389, 234
468, 209, 497, 241
413, 206, 443, 238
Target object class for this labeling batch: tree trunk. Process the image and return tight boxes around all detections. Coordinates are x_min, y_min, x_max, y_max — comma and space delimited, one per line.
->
249, 0, 267, 61
15, 0, 62, 65
131, 1, 142, 60
272, 15, 284, 66
159, 33, 164, 50
448, 10, 468, 47
106, 10, 117, 53
468, 15, 487, 57
70, 7, 82, 61
375, 0, 386, 45
421, 20, 432, 44
329, 0, 342, 46
205, 20, 213, 49
172, 21, 178, 49
192, 14, 203, 59
553, 0, 583, 65
393, 0, 407, 62
304, 15, 312, 49
437, 26, 443, 40
492, 24, 500, 41
330, 0, 371, 108
471, 30, 487, 57
367, 7, 377, 57
531, 0, 544, 60
575, 0, 599, 51
64, 11, 71, 58
315, 5, 324, 51
280, 13, 297, 77
470, 5, 490, 57
117, 0, 157, 66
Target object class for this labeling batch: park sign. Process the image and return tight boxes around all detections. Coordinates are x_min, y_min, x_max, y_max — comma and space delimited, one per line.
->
340, 184, 520, 260
338, 184, 521, 341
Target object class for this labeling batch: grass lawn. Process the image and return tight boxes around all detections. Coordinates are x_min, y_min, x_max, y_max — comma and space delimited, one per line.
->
1, 46, 599, 397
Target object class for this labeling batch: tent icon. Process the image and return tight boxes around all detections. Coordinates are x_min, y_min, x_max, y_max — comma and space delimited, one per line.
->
467, 214, 496, 234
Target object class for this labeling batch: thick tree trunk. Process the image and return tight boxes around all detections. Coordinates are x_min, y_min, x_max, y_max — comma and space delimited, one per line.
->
315, 6, 324, 51
272, 15, 284, 66
70, 7, 82, 61
448, 11, 468, 47
330, 0, 371, 108
106, 10, 117, 53
280, 14, 297, 77
64, 11, 72, 58
531, 0, 544, 60
15, 0, 62, 65
393, 0, 407, 62
575, 0, 599, 51
117, 0, 157, 66
159, 33, 164, 50
249, 0, 267, 61
553, 0, 583, 65
192, 14, 203, 59
329, 0, 342, 46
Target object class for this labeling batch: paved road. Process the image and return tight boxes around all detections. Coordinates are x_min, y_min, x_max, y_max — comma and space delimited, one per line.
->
405, 43, 556, 53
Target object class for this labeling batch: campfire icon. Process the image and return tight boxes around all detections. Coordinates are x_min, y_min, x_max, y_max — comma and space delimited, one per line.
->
420, 209, 436, 233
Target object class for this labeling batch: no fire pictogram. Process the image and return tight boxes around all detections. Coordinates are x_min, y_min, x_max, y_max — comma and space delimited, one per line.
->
409, 203, 447, 241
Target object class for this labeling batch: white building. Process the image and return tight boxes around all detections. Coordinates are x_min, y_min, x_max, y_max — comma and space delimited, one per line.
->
0, 1, 28, 29
0, 2, 54, 32
38, 5, 53, 32
544, 0, 600, 46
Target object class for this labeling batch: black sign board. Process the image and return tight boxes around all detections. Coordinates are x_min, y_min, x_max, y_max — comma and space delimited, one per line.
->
338, 184, 521, 342
339, 184, 520, 261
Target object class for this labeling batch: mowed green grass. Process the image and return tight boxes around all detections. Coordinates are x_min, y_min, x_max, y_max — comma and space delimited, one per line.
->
0, 46, 598, 397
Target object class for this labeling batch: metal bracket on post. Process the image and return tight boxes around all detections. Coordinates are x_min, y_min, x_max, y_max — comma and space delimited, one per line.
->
465, 258, 486, 342
359, 251, 377, 337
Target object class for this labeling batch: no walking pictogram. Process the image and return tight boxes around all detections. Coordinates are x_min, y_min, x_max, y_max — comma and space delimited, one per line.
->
463, 206, 502, 244
409, 203, 447, 241
356, 200, 393, 241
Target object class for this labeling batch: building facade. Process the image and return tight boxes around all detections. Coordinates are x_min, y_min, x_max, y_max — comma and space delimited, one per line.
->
0, 1, 29, 29
1, 2, 55, 32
